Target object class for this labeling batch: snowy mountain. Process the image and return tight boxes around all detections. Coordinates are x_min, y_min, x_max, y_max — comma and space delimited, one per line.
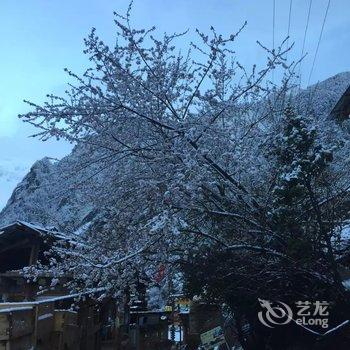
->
0, 150, 96, 231
296, 71, 350, 118
0, 159, 31, 210
1, 72, 350, 231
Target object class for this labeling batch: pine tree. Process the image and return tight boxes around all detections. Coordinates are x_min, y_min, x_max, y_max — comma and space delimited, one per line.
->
271, 106, 342, 288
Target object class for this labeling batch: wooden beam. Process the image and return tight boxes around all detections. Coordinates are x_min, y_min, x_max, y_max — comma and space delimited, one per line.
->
29, 245, 40, 266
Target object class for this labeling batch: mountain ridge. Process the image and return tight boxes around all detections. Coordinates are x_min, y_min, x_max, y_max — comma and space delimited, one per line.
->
1, 72, 350, 231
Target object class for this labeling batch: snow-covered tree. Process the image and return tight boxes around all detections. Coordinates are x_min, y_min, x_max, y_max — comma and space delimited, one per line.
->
19, 4, 350, 349
182, 106, 350, 348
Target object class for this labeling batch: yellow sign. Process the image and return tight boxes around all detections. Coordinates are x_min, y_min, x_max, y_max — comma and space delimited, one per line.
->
164, 305, 173, 312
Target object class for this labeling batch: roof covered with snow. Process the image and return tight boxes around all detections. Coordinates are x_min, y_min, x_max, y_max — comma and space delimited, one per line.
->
0, 220, 67, 245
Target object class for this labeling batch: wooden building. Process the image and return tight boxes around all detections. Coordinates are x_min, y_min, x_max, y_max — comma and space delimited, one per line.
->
0, 221, 67, 302
330, 85, 350, 121
129, 310, 171, 350
0, 292, 118, 350
0, 221, 124, 349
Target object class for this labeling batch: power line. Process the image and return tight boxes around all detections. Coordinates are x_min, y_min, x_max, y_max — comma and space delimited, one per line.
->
307, 0, 331, 86
287, 0, 293, 39
272, 0, 276, 52
305, 0, 331, 115
298, 0, 313, 87
272, 0, 276, 83
286, 0, 293, 59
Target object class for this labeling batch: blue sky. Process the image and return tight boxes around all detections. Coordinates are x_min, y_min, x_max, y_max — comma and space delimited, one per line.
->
0, 0, 349, 208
